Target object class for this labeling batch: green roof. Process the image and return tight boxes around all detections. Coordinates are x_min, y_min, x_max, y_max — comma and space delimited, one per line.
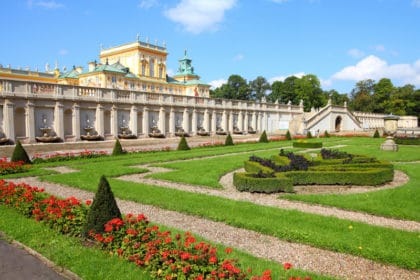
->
59, 67, 79, 79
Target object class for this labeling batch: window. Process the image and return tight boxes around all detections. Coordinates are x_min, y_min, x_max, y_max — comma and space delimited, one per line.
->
159, 67, 163, 79
111, 76, 117, 83
141, 64, 145, 76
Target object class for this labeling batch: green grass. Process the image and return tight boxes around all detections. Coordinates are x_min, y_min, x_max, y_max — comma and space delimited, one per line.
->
0, 205, 334, 280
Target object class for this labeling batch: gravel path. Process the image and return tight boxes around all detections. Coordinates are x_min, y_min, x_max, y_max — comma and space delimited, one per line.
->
8, 165, 420, 280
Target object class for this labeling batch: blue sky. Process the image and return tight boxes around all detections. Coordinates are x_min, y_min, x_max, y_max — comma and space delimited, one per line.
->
1, 0, 420, 94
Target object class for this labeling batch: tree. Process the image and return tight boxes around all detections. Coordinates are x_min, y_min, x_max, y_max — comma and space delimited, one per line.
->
249, 76, 270, 101
295, 74, 326, 111
84, 176, 122, 236
259, 130, 269, 143
349, 79, 375, 112
325, 89, 349, 106
177, 135, 190, 150
11, 141, 31, 164
112, 138, 125, 156
211, 75, 251, 100
372, 78, 394, 113
225, 133, 234, 146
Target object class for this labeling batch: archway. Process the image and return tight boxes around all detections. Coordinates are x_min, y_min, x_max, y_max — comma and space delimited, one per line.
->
335, 116, 342, 132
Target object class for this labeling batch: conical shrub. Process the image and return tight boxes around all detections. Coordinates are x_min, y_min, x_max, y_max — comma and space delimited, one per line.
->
225, 133, 234, 146
285, 130, 292, 140
83, 176, 122, 236
324, 130, 330, 138
306, 131, 313, 138
259, 130, 269, 143
177, 135, 190, 150
112, 138, 125, 156
373, 129, 380, 138
11, 141, 31, 164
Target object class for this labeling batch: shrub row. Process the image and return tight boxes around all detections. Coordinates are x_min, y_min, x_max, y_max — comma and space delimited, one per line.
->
233, 172, 293, 193
292, 142, 323, 148
395, 137, 420, 145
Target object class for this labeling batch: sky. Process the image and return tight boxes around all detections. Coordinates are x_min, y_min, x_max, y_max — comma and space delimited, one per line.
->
1, 0, 420, 94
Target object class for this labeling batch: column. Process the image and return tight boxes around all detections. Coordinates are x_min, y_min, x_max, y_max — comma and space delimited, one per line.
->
169, 108, 175, 136
183, 108, 189, 132
72, 103, 80, 140
203, 109, 209, 132
244, 112, 249, 132
228, 110, 234, 133
3, 99, 15, 142
25, 101, 35, 143
211, 110, 217, 133
252, 112, 257, 132
238, 111, 243, 131
222, 110, 227, 131
111, 105, 118, 138
263, 112, 268, 132
142, 107, 149, 136
96, 103, 104, 137
191, 109, 197, 135
130, 105, 138, 137
159, 106, 166, 135
54, 101, 64, 140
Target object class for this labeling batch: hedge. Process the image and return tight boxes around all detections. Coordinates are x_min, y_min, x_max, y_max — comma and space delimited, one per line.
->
284, 168, 393, 186
233, 172, 293, 193
292, 142, 323, 148
244, 160, 274, 174
395, 138, 420, 145
269, 155, 290, 166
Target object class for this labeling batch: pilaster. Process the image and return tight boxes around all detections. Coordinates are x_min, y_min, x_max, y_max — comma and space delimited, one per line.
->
3, 99, 15, 142
96, 103, 104, 137
191, 109, 197, 135
169, 108, 175, 136
159, 107, 166, 134
72, 103, 81, 140
142, 107, 149, 136
54, 101, 64, 140
25, 101, 36, 143
183, 108, 189, 132
130, 105, 138, 136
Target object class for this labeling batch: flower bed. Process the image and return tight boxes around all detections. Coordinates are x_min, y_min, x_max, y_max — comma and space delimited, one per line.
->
32, 150, 109, 164
0, 157, 30, 175
0, 180, 310, 280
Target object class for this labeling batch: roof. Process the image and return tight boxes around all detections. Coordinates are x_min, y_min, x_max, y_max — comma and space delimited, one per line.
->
58, 67, 79, 79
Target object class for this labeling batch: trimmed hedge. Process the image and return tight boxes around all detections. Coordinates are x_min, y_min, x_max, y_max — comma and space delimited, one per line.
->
233, 172, 293, 193
292, 141, 323, 148
244, 160, 274, 174
284, 168, 393, 186
269, 155, 290, 166
395, 138, 420, 145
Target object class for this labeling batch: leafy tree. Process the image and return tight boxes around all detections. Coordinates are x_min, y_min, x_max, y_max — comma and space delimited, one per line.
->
225, 133, 234, 146
112, 138, 125, 156
349, 79, 375, 112
177, 135, 190, 150
295, 74, 325, 111
325, 89, 349, 106
259, 130, 269, 143
249, 76, 270, 101
11, 141, 31, 164
211, 75, 251, 100
372, 78, 394, 113
84, 176, 122, 236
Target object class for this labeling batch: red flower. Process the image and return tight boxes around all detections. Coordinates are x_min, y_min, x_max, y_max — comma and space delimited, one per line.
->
85, 200, 92, 206
209, 256, 217, 264
224, 247, 233, 254
284, 262, 293, 270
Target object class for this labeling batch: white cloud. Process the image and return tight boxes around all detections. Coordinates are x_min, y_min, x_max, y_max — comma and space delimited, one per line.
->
268, 72, 305, 84
34, 1, 65, 9
58, 49, 68, 56
164, 0, 236, 34
412, 0, 420, 8
233, 53, 244, 61
347, 48, 365, 58
372, 44, 386, 52
332, 55, 420, 86
208, 79, 227, 89
138, 0, 158, 9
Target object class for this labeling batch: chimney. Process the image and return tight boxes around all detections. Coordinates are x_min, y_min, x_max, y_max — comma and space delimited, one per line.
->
88, 61, 96, 72
75, 66, 83, 73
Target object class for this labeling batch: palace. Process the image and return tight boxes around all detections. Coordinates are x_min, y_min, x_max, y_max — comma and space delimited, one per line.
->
0, 39, 417, 144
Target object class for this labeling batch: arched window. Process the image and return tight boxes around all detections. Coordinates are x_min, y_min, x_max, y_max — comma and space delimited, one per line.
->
149, 59, 155, 77
335, 116, 342, 132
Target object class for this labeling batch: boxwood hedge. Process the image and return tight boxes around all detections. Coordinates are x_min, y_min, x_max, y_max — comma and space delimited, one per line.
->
292, 142, 323, 148
233, 172, 293, 193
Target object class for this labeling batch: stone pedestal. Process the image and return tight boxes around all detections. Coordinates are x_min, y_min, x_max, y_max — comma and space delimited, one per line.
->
381, 137, 398, 151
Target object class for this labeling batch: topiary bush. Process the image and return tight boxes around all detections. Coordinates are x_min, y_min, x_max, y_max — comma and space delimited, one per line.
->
259, 130, 269, 143
233, 172, 293, 193
373, 129, 380, 138
83, 175, 122, 236
306, 131, 313, 138
292, 141, 322, 148
225, 133, 234, 146
11, 141, 31, 164
394, 137, 420, 145
112, 138, 125, 156
324, 130, 330, 138
285, 130, 292, 140
177, 135, 191, 150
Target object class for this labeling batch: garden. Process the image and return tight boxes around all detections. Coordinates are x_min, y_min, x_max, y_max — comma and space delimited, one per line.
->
0, 135, 419, 279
